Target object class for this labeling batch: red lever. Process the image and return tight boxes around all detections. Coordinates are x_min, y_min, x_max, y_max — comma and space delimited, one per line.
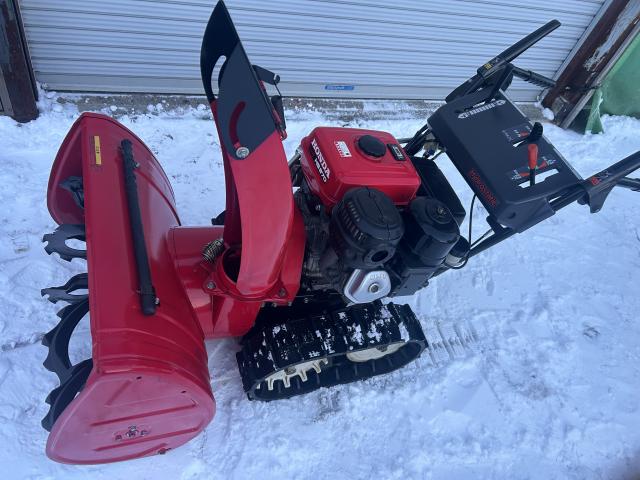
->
528, 143, 538, 186
527, 143, 538, 170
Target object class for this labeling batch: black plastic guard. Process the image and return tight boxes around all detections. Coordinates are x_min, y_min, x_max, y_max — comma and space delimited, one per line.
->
200, 1, 281, 159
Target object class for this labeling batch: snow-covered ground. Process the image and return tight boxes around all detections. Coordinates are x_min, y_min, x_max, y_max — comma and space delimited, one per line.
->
1, 96, 640, 480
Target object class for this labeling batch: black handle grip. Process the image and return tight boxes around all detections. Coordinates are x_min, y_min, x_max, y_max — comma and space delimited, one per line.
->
121, 139, 157, 316
511, 66, 557, 88
583, 149, 640, 210
447, 20, 560, 103
617, 177, 640, 192
497, 20, 561, 64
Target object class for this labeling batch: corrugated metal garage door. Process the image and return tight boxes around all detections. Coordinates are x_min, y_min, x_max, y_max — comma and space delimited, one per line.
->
19, 0, 606, 101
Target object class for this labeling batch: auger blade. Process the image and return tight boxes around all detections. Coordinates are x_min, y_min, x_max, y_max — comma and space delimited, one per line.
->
41, 359, 93, 432
41, 273, 88, 304
42, 298, 89, 382
41, 303, 76, 346
43, 224, 86, 261
54, 303, 74, 320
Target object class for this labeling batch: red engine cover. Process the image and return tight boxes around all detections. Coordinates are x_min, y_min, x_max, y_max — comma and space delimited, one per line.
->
299, 127, 421, 209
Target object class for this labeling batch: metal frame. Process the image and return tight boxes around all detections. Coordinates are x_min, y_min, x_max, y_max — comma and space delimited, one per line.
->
434, 151, 640, 278
0, 71, 12, 116
0, 0, 38, 122
558, 19, 640, 129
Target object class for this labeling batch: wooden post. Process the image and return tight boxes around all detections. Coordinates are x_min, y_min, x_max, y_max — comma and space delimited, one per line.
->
542, 1, 640, 128
0, 0, 38, 122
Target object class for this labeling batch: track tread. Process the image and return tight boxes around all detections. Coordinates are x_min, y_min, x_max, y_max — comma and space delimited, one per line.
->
237, 301, 427, 401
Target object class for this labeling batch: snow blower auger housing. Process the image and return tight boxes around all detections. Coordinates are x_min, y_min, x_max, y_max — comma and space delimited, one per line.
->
40, 0, 640, 464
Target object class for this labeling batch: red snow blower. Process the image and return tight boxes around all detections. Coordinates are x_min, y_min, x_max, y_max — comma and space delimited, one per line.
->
40, 1, 640, 464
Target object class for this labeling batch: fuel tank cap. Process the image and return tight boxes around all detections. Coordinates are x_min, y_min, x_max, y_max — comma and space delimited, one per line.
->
357, 135, 386, 158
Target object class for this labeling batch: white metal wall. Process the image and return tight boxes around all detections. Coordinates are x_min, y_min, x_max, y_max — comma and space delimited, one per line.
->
19, 0, 606, 101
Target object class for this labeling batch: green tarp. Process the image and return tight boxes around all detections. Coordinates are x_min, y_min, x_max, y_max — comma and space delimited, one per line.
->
574, 33, 640, 133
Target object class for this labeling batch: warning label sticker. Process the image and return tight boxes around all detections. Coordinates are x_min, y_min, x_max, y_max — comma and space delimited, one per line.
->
93, 136, 102, 165
335, 141, 352, 158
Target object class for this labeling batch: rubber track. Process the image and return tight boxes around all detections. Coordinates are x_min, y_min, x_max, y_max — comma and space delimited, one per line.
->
237, 302, 427, 401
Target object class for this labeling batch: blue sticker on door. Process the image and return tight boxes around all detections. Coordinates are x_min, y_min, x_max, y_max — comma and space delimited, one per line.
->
324, 85, 355, 91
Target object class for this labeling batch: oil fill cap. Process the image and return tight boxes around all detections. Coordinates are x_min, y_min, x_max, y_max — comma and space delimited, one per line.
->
358, 135, 386, 158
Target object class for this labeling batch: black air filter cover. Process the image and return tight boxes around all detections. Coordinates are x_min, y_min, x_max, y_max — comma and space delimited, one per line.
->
402, 197, 460, 267
330, 187, 404, 268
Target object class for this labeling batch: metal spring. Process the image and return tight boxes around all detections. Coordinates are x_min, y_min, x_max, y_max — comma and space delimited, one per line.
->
202, 238, 225, 263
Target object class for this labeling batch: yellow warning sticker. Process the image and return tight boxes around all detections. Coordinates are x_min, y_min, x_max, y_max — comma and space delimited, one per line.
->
94, 136, 102, 165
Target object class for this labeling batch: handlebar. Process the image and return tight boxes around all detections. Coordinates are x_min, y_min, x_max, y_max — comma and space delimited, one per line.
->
497, 20, 561, 64
445, 19, 561, 102
511, 66, 556, 88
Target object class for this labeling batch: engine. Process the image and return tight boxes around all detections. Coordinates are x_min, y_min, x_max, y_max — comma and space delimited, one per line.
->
292, 127, 466, 303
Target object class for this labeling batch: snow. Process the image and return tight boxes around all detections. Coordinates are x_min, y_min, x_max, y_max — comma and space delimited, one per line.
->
542, 108, 555, 121
349, 324, 365, 345
1, 95, 640, 479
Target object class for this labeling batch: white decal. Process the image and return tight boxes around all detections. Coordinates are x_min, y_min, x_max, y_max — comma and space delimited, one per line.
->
311, 138, 331, 182
334, 141, 352, 158
458, 99, 506, 119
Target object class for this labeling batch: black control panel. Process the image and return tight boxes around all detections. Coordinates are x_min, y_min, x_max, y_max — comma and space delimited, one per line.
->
428, 90, 581, 232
